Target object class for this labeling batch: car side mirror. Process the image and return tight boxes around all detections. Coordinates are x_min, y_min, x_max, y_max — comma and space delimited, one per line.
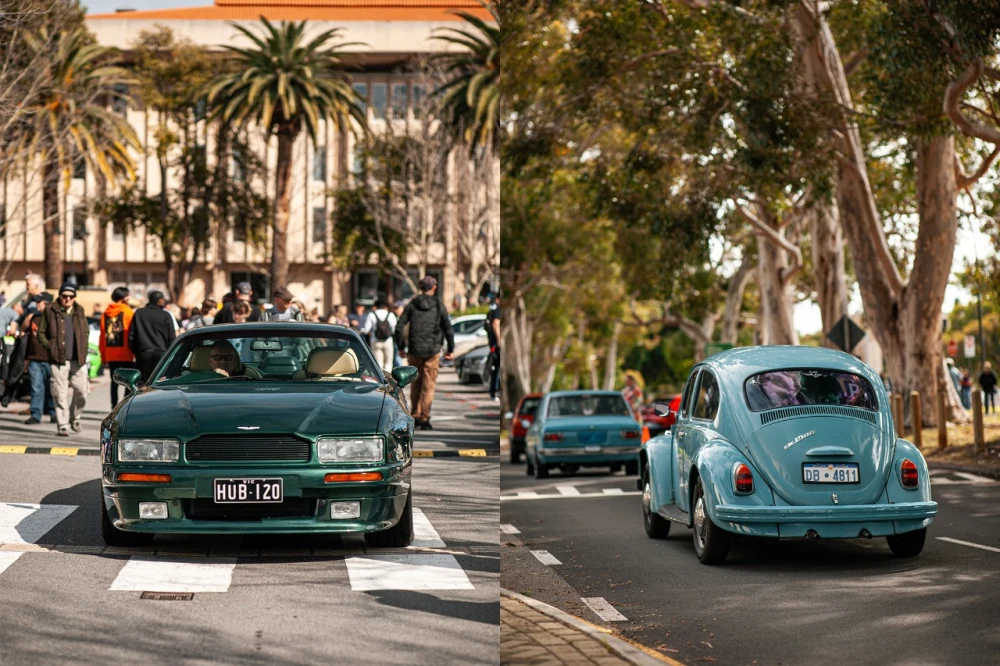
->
652, 400, 672, 418
392, 366, 419, 388
113, 368, 142, 394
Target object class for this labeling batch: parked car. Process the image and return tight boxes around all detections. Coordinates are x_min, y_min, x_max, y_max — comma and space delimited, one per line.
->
446, 314, 489, 363
455, 345, 493, 387
525, 390, 642, 478
99, 322, 420, 548
505, 392, 543, 464
641, 394, 681, 437
639, 346, 937, 565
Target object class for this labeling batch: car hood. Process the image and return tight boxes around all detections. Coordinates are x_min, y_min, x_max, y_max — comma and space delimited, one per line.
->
121, 383, 387, 440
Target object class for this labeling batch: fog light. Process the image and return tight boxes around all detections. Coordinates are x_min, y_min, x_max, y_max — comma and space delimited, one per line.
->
139, 502, 168, 520
331, 501, 361, 520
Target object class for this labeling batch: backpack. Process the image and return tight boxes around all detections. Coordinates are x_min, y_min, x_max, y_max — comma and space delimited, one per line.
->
374, 311, 393, 341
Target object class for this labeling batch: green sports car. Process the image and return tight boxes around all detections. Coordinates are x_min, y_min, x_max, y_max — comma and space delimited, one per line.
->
99, 322, 419, 548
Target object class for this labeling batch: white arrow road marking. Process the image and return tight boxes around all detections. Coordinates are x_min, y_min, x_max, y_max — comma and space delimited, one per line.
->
936, 537, 1000, 554
556, 486, 580, 496
531, 550, 561, 565
953, 472, 995, 484
346, 554, 474, 591
581, 597, 628, 622
0, 552, 22, 575
500, 524, 521, 535
109, 556, 237, 592
410, 508, 446, 548
0, 503, 77, 544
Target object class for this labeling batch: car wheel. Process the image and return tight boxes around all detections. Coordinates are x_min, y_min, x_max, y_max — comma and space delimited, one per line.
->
692, 478, 730, 565
525, 454, 535, 476
642, 467, 671, 539
624, 460, 639, 476
364, 490, 414, 548
886, 527, 926, 558
534, 457, 549, 479
100, 497, 154, 547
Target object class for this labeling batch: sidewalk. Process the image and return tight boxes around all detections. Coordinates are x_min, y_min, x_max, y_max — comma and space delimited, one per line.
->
501, 590, 678, 666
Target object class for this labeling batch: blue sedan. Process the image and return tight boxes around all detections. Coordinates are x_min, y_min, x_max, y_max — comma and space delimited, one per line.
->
639, 346, 937, 564
525, 390, 642, 478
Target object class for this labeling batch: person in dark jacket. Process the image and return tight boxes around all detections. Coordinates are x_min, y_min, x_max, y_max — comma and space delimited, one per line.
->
37, 283, 90, 436
129, 290, 177, 382
213, 281, 261, 324
394, 276, 454, 429
979, 362, 998, 414
22, 293, 55, 424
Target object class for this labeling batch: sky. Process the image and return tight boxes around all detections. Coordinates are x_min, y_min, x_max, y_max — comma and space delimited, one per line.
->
83, 0, 208, 13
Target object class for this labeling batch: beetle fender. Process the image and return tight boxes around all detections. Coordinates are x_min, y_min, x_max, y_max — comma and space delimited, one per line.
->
693, 440, 775, 532
642, 432, 675, 512
886, 438, 933, 505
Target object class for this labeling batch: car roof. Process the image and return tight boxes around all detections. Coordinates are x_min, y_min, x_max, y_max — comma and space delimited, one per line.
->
700, 345, 879, 386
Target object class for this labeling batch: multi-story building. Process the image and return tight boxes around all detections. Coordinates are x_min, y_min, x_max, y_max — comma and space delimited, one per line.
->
0, 0, 498, 314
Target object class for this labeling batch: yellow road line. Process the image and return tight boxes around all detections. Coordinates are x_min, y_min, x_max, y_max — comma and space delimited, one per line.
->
49, 448, 79, 456
0, 445, 27, 454
458, 449, 488, 457
412, 450, 435, 457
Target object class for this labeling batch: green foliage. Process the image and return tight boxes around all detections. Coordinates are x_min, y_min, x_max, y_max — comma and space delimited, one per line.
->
329, 187, 407, 269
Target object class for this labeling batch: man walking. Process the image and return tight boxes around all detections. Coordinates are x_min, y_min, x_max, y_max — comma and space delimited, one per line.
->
363, 298, 397, 373
37, 284, 89, 436
979, 362, 998, 414
264, 286, 304, 321
394, 277, 454, 430
100, 287, 135, 406
22, 293, 55, 425
486, 295, 501, 401
213, 281, 261, 324
129, 290, 176, 382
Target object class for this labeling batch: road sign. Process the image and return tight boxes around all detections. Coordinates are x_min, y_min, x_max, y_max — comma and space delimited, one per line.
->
964, 335, 976, 359
947, 340, 958, 358
705, 343, 733, 357
826, 315, 866, 353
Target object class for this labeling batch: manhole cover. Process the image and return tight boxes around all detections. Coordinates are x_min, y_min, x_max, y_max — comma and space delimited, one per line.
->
140, 591, 194, 601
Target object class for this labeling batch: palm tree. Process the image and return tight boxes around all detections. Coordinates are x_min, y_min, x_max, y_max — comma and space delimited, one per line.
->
9, 27, 139, 287
433, 5, 500, 153
207, 19, 366, 289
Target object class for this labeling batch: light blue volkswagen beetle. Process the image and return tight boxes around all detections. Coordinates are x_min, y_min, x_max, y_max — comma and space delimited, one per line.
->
640, 346, 937, 564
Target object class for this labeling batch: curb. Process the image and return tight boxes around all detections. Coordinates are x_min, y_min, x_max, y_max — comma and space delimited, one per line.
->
927, 461, 1000, 480
413, 448, 497, 458
501, 589, 682, 666
0, 446, 99, 457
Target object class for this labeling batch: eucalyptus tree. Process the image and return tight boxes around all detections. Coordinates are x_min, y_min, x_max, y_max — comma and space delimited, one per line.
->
207, 19, 366, 289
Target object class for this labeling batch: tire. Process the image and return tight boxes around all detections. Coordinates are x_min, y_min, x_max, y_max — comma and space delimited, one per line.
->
100, 498, 154, 547
624, 460, 639, 476
642, 467, 671, 539
365, 491, 414, 547
886, 527, 926, 558
525, 454, 535, 476
534, 457, 549, 479
691, 478, 730, 565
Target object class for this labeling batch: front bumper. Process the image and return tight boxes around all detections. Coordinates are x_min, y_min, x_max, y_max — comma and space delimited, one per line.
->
102, 462, 410, 535
714, 501, 937, 539
538, 446, 640, 464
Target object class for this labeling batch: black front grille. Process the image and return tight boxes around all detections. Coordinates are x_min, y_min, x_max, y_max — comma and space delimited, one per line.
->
184, 498, 316, 521
185, 435, 311, 462
760, 405, 878, 426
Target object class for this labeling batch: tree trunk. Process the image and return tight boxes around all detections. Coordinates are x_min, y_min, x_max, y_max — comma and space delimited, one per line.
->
42, 158, 62, 287
542, 337, 570, 394
808, 200, 847, 345
213, 121, 231, 271
756, 229, 798, 346
721, 252, 753, 345
94, 171, 108, 286
271, 131, 296, 289
602, 321, 620, 390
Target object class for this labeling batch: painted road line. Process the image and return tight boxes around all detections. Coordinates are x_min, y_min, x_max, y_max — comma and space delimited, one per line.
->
48, 447, 79, 456
458, 449, 487, 457
500, 524, 521, 535
603, 488, 625, 495
0, 446, 27, 454
411, 508, 447, 549
109, 556, 237, 592
531, 550, 562, 566
345, 554, 474, 591
581, 597, 629, 622
0, 446, 100, 456
936, 537, 1000, 554
0, 503, 77, 544
501, 491, 642, 502
953, 472, 994, 484
0, 552, 22, 575
516, 491, 539, 498
413, 450, 435, 457
556, 485, 581, 496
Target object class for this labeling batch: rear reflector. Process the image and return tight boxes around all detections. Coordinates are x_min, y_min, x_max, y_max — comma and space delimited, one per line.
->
900, 459, 919, 488
622, 430, 640, 440
324, 472, 383, 483
543, 433, 563, 441
117, 473, 171, 483
734, 463, 754, 494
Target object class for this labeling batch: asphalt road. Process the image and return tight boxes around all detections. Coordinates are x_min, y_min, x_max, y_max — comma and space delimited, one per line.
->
0, 368, 500, 666
500, 457, 1000, 665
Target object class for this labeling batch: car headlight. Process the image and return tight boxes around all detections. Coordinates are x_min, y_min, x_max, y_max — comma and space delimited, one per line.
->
317, 437, 384, 463
117, 438, 180, 463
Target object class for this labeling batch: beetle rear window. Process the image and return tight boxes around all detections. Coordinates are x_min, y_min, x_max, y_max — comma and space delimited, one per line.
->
744, 369, 878, 412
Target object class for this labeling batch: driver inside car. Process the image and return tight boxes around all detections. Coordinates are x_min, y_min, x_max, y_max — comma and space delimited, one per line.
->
209, 340, 245, 377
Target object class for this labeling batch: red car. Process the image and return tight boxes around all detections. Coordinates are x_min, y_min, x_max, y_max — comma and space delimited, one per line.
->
507, 393, 543, 464
640, 394, 681, 437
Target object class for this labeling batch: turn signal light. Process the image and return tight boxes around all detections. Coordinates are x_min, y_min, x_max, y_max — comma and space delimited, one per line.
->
117, 473, 172, 483
543, 433, 563, 442
900, 459, 919, 489
622, 430, 641, 440
324, 472, 383, 483
734, 463, 754, 494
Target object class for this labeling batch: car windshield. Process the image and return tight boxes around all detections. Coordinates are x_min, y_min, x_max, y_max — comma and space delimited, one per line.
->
547, 394, 631, 418
151, 330, 382, 385
744, 369, 878, 412
519, 398, 541, 417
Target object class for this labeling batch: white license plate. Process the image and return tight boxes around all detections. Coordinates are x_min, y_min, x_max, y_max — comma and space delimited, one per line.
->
802, 463, 859, 484
585, 445, 601, 453
214, 478, 284, 503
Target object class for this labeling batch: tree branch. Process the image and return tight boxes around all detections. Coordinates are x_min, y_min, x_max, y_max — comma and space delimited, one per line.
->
735, 200, 803, 262
945, 59, 1000, 145
843, 49, 868, 77
956, 146, 1000, 189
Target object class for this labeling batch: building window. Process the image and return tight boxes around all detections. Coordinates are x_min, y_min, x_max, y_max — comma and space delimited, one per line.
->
72, 154, 86, 180
112, 218, 126, 239
194, 144, 207, 172
352, 82, 368, 114
412, 84, 427, 117
351, 144, 364, 177
355, 271, 379, 306
312, 206, 327, 244
371, 83, 387, 119
313, 144, 326, 182
194, 98, 207, 121
232, 149, 245, 182
112, 84, 129, 115
72, 207, 88, 241
391, 83, 408, 118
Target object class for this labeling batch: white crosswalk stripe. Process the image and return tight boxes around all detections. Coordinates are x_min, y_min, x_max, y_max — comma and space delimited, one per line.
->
411, 508, 446, 548
0, 552, 22, 575
109, 556, 237, 593
345, 554, 475, 591
0, 503, 76, 544
556, 485, 580, 496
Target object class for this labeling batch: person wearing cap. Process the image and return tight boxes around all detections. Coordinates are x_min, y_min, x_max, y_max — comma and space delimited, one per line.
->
214, 281, 261, 324
394, 276, 454, 430
36, 283, 90, 436
128, 290, 177, 382
99, 287, 136, 406
20, 293, 55, 425
264, 286, 304, 321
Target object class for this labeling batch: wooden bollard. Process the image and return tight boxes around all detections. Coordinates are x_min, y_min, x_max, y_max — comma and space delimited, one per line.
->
893, 394, 905, 437
973, 390, 985, 453
937, 382, 948, 449
910, 391, 922, 448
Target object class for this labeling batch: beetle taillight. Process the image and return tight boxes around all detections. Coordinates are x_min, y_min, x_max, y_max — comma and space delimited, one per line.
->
734, 463, 754, 494
900, 459, 919, 489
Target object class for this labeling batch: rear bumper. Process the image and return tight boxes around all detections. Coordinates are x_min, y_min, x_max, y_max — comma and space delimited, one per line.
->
538, 446, 639, 464
714, 501, 938, 524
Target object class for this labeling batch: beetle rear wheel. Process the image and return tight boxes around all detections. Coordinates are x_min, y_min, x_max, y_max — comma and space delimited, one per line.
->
692, 478, 730, 565
642, 468, 670, 539
886, 527, 926, 557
